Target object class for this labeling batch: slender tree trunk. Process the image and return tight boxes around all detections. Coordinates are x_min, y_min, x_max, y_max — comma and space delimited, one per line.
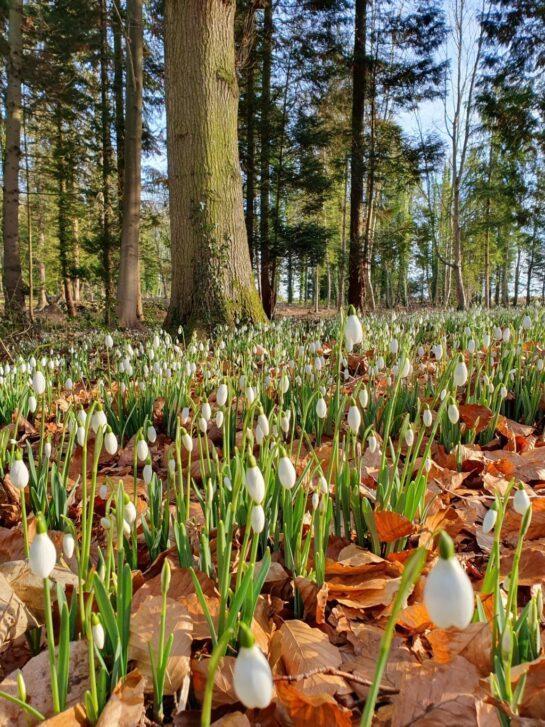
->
512, 247, 521, 306
526, 229, 536, 305
2, 0, 25, 318
100, 0, 114, 323
338, 156, 349, 310
112, 0, 125, 212
348, 0, 368, 310
23, 107, 33, 321
117, 0, 142, 327
287, 251, 293, 304
260, 0, 274, 318
164, 0, 265, 332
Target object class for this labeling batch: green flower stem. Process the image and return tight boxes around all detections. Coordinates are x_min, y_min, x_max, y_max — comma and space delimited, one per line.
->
43, 577, 60, 714
0, 690, 45, 722
200, 628, 234, 727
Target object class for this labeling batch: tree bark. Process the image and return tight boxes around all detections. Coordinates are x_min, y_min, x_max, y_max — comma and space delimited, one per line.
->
259, 0, 274, 318
111, 0, 125, 213
2, 0, 25, 318
117, 0, 143, 327
164, 0, 265, 332
100, 0, 114, 323
244, 43, 256, 267
348, 0, 368, 310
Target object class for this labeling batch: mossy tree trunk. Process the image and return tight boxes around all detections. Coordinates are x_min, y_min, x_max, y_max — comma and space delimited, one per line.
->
164, 0, 265, 332
2, 0, 25, 319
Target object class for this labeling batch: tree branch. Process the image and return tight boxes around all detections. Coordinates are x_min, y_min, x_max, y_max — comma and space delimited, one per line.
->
273, 667, 399, 695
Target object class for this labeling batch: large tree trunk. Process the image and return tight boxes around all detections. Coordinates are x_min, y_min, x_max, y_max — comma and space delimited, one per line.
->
112, 0, 125, 213
244, 45, 256, 267
347, 0, 368, 310
164, 0, 265, 332
117, 0, 142, 327
259, 0, 274, 318
2, 0, 25, 318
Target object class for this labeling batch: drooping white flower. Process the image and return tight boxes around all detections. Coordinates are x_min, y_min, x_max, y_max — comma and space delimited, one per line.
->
405, 427, 414, 447
316, 397, 327, 419
359, 388, 369, 409
482, 507, 497, 535
216, 383, 228, 407
136, 438, 149, 462
245, 456, 265, 504
280, 374, 290, 394
91, 407, 107, 434
423, 408, 433, 427
32, 370, 46, 396
344, 308, 363, 346
250, 505, 265, 533
448, 403, 459, 424
257, 411, 269, 436
143, 463, 153, 485
233, 625, 273, 709
105, 334, 114, 349
201, 402, 212, 422
77, 426, 86, 447
92, 615, 105, 650
28, 395, 37, 414
423, 531, 474, 629
147, 425, 157, 443
347, 401, 361, 434
10, 455, 29, 490
104, 430, 118, 455
62, 533, 75, 559
368, 434, 378, 453
182, 430, 193, 452
124, 499, 137, 525
522, 314, 532, 330
29, 516, 57, 580
513, 486, 531, 516
454, 360, 468, 387
216, 410, 224, 428
278, 451, 296, 490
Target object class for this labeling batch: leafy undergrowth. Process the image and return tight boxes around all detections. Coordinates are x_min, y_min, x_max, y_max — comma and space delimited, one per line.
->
0, 308, 544, 725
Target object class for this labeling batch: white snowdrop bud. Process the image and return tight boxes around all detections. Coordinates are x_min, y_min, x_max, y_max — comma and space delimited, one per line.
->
344, 308, 363, 346
223, 475, 232, 491
77, 409, 87, 426
32, 371, 46, 396
251, 505, 265, 533
198, 417, 208, 434
423, 408, 433, 427
280, 374, 289, 394
257, 411, 269, 436
454, 360, 468, 387
91, 407, 107, 433
255, 425, 265, 445
29, 516, 57, 580
233, 626, 273, 709
499, 385, 507, 399
44, 441, 52, 459
423, 531, 474, 630
201, 402, 212, 421
10, 455, 29, 490
77, 426, 86, 447
182, 430, 193, 452
522, 315, 532, 330
99, 484, 108, 500
494, 326, 503, 341
399, 357, 411, 379
448, 403, 459, 424
312, 492, 320, 511
405, 427, 414, 447
168, 459, 176, 475
246, 386, 256, 404
216, 410, 224, 428
28, 395, 37, 414
92, 615, 105, 650
143, 463, 153, 485
147, 425, 157, 443
358, 388, 369, 409
245, 456, 265, 504
216, 383, 228, 407
368, 434, 377, 453
316, 397, 327, 419
502, 328, 511, 343
65, 378, 73, 391
136, 438, 149, 462
417, 346, 425, 357
124, 500, 137, 525
278, 452, 296, 490
105, 334, 114, 349
280, 413, 290, 434
513, 486, 531, 516
483, 333, 491, 348
482, 506, 497, 535
467, 339, 476, 354
104, 430, 118, 455
433, 344, 443, 361
100, 516, 111, 530
347, 401, 361, 433
62, 533, 75, 559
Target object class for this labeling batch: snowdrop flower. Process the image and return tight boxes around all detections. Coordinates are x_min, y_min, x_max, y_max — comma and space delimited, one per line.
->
368, 434, 378, 453
502, 327, 511, 343
10, 453, 29, 490
216, 383, 228, 407
233, 624, 273, 709
280, 413, 290, 434
104, 429, 118, 455
433, 344, 443, 361
201, 402, 212, 421
467, 339, 476, 354
168, 459, 176, 475
312, 492, 320, 510
32, 370, 46, 396
522, 314, 532, 330
257, 410, 269, 436
28, 395, 37, 414
65, 378, 73, 391
124, 497, 137, 525
423, 408, 433, 428
423, 531, 474, 629
344, 307, 363, 346
278, 450, 296, 489
482, 505, 497, 535
494, 326, 503, 341
91, 407, 107, 433
100, 517, 111, 530
136, 438, 149, 462
29, 515, 57, 579
143, 462, 153, 485
77, 408, 87, 426
77, 426, 86, 447
359, 388, 369, 409
92, 614, 105, 650
316, 397, 327, 419
147, 425, 157, 443
44, 440, 52, 459
179, 426, 193, 452
513, 485, 531, 516
198, 417, 208, 434
499, 385, 507, 399
280, 374, 289, 394
405, 427, 414, 447
105, 334, 114, 349
99, 484, 108, 500
216, 410, 224, 428
245, 455, 265, 504
62, 533, 75, 559
251, 505, 265, 534
255, 425, 265, 446
347, 400, 361, 433
454, 360, 468, 387
390, 338, 399, 355
448, 403, 459, 424
246, 386, 256, 404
